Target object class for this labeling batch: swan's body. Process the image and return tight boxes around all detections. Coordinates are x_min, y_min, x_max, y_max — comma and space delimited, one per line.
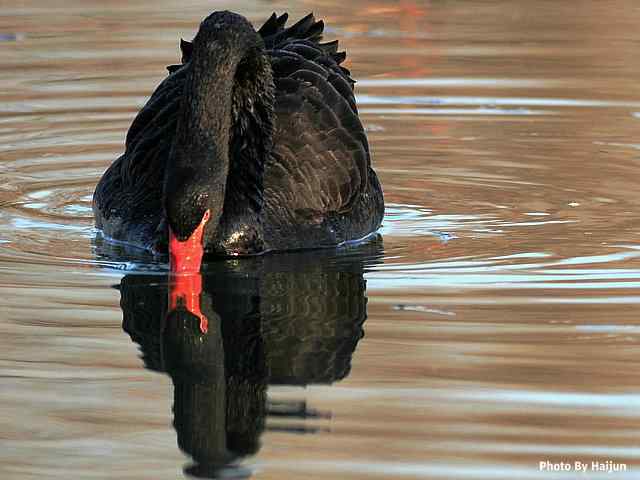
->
93, 11, 384, 267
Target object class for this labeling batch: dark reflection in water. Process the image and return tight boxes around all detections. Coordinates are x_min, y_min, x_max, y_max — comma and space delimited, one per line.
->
116, 240, 383, 478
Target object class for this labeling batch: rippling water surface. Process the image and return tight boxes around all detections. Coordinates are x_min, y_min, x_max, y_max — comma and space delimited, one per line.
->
2, 1, 640, 479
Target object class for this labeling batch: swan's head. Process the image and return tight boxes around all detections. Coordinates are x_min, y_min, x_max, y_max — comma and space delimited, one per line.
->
164, 175, 220, 275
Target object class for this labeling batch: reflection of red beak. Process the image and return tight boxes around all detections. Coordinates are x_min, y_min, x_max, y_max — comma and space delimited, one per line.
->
169, 272, 208, 333
168, 209, 210, 333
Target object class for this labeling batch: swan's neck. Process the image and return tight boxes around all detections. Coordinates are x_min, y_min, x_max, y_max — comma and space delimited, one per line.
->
164, 12, 274, 251
225, 51, 274, 220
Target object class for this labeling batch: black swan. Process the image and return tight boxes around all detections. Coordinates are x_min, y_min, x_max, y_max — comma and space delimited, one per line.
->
93, 11, 384, 273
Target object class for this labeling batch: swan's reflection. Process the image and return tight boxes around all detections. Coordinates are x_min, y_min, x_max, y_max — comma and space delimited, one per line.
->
117, 239, 383, 478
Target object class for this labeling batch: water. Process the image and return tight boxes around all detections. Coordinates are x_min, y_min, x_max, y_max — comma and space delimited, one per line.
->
1, 1, 640, 478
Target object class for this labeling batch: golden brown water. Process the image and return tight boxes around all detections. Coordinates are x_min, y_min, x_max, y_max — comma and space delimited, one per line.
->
2, 1, 640, 479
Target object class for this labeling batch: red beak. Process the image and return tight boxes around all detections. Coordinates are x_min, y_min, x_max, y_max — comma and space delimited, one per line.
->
168, 209, 211, 333
169, 209, 211, 274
